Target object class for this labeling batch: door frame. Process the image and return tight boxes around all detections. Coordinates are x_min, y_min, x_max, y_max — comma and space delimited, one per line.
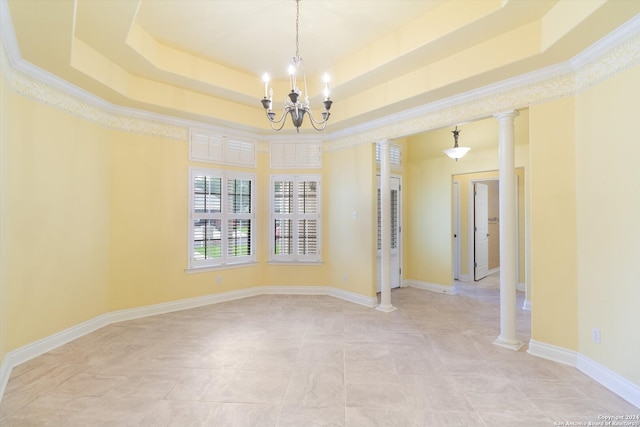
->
473, 182, 490, 281
467, 176, 521, 283
467, 178, 499, 282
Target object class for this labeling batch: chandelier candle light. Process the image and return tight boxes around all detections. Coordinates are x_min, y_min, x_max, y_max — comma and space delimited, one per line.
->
260, 0, 333, 132
443, 126, 471, 160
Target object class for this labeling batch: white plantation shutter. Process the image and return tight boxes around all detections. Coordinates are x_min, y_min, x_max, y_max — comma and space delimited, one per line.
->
226, 178, 253, 260
270, 141, 322, 169
190, 130, 256, 167
377, 186, 399, 251
375, 143, 402, 170
226, 138, 256, 167
297, 180, 318, 256
271, 175, 321, 262
189, 168, 255, 268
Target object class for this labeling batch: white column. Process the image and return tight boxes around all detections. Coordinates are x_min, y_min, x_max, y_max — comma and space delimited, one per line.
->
377, 140, 397, 312
494, 110, 523, 350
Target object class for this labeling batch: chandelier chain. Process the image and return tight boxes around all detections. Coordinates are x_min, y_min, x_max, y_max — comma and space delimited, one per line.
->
259, 0, 332, 132
295, 0, 300, 58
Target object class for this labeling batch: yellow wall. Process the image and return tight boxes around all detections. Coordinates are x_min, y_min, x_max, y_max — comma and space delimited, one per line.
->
575, 63, 640, 385
405, 116, 529, 288
1, 82, 111, 351
324, 143, 377, 296
107, 132, 270, 310
529, 97, 578, 351
0, 45, 9, 364
0, 70, 380, 359
3, 26, 639, 397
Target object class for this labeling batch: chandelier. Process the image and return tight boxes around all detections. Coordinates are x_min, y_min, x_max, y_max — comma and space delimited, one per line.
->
260, 0, 333, 132
443, 126, 471, 160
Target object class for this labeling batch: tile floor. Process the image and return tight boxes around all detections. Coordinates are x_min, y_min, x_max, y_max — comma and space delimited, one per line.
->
1, 276, 638, 426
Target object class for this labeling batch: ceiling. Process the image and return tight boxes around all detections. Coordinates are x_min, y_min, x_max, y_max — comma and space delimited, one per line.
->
5, 0, 640, 135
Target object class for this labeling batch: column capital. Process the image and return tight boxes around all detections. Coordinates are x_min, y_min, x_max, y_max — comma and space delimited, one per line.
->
494, 110, 520, 121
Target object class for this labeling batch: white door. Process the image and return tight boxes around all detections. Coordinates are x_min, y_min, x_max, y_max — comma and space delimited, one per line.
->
377, 176, 401, 292
474, 182, 489, 281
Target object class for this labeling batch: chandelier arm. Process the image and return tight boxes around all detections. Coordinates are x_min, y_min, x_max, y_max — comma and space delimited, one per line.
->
306, 109, 330, 126
268, 111, 290, 131
265, 108, 290, 125
306, 110, 328, 131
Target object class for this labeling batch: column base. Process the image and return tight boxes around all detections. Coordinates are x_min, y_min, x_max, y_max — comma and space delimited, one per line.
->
494, 336, 524, 351
376, 304, 397, 313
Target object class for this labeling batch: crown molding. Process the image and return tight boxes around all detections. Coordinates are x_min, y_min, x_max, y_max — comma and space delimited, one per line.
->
324, 17, 640, 151
1, 0, 639, 149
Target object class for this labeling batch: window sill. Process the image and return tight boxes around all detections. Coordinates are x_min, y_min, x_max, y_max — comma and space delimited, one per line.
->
185, 261, 258, 274
267, 260, 324, 266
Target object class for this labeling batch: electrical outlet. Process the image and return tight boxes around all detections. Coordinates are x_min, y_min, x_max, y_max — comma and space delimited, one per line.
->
216, 276, 222, 284
592, 328, 601, 344
342, 274, 348, 282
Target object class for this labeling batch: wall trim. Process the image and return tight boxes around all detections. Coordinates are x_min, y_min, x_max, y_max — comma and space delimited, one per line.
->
457, 274, 470, 282
2, 0, 640, 148
527, 339, 578, 367
0, 313, 111, 402
517, 282, 526, 292
405, 279, 458, 295
577, 353, 640, 409
0, 285, 376, 402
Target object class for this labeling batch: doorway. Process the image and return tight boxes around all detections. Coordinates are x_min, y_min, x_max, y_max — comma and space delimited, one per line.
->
473, 180, 500, 281
377, 175, 402, 292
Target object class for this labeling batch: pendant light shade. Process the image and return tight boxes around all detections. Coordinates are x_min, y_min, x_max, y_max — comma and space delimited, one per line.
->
444, 126, 470, 160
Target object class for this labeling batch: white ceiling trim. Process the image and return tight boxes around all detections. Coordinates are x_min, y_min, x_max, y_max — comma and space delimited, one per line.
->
1, 0, 639, 149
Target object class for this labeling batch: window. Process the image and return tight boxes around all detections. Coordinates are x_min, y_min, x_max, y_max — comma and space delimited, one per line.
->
189, 168, 255, 269
190, 129, 256, 167
271, 175, 321, 262
375, 142, 402, 170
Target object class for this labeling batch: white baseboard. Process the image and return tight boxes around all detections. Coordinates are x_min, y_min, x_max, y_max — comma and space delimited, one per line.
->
528, 340, 640, 409
0, 313, 111, 401
458, 274, 470, 282
517, 282, 526, 292
0, 285, 375, 402
522, 299, 532, 311
488, 267, 500, 275
527, 339, 578, 366
260, 285, 378, 308
404, 279, 457, 295
577, 353, 640, 409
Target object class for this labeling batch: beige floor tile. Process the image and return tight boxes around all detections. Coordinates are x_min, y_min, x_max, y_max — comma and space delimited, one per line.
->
283, 366, 344, 408
138, 399, 219, 426
221, 369, 291, 404
211, 402, 279, 427
2, 274, 638, 424
413, 410, 485, 427
346, 382, 408, 408
401, 375, 474, 412
345, 406, 415, 426
277, 405, 345, 426
166, 368, 236, 402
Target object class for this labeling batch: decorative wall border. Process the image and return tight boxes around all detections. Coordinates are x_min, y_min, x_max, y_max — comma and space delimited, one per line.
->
1, 0, 639, 149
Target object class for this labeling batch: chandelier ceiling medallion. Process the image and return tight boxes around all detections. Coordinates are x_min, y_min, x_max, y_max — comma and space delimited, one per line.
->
260, 0, 333, 133
443, 126, 471, 160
